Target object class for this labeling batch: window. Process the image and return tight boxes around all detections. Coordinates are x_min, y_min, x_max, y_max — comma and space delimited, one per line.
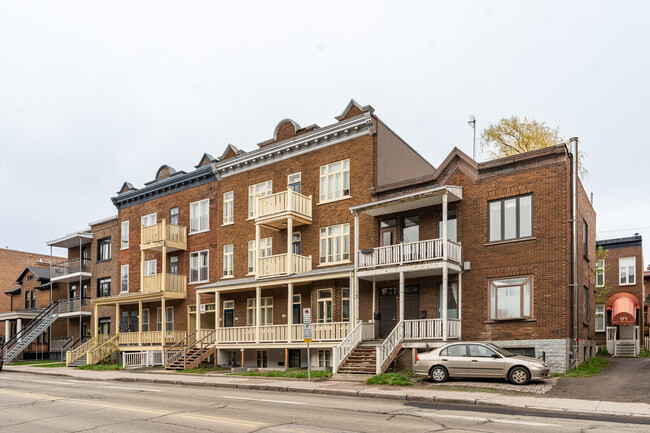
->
583, 220, 589, 258
288, 172, 301, 193
97, 237, 111, 261
595, 305, 605, 332
120, 265, 129, 293
169, 255, 178, 274
438, 209, 458, 242
619, 257, 636, 285
120, 221, 129, 249
70, 284, 77, 299
438, 283, 459, 319
441, 344, 467, 357
488, 194, 532, 242
25, 291, 35, 309
596, 260, 605, 287
256, 350, 268, 368
468, 344, 497, 358
583, 286, 589, 324
317, 289, 332, 323
247, 297, 273, 326
169, 207, 179, 225
319, 224, 350, 264
320, 159, 350, 202
380, 219, 396, 246
141, 213, 157, 227
318, 350, 331, 368
27, 275, 34, 281
248, 238, 272, 274
144, 259, 157, 276
190, 250, 209, 283
292, 233, 301, 255
223, 245, 234, 277
248, 180, 272, 218
342, 288, 350, 322
97, 277, 111, 298
247, 241, 256, 274
142, 309, 150, 332
489, 276, 532, 320
98, 318, 111, 335
292, 294, 301, 324
403, 216, 420, 243
190, 199, 209, 233
156, 306, 174, 331
223, 191, 233, 224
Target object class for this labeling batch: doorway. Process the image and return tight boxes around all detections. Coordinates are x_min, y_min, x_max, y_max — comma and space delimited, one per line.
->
288, 349, 301, 368
223, 301, 234, 328
379, 287, 397, 338
404, 286, 420, 320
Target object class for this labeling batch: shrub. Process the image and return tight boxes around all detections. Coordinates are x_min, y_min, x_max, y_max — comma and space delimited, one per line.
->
366, 372, 412, 386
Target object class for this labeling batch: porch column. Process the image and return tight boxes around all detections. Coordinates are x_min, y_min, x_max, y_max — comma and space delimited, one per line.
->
442, 191, 448, 260
255, 286, 261, 344
4, 320, 9, 338
140, 250, 145, 292
116, 303, 120, 336
161, 297, 166, 346
399, 271, 405, 323
287, 217, 293, 275
94, 304, 98, 338
349, 272, 356, 325
215, 291, 220, 331
458, 272, 462, 322
196, 292, 201, 335
161, 229, 167, 293
442, 265, 448, 341
138, 300, 143, 346
287, 283, 293, 343
372, 281, 376, 323
255, 224, 261, 276
16, 319, 22, 341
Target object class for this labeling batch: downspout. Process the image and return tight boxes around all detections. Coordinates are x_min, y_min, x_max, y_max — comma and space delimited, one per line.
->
570, 137, 579, 366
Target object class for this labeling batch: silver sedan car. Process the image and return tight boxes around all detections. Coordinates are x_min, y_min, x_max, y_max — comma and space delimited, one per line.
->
415, 342, 550, 385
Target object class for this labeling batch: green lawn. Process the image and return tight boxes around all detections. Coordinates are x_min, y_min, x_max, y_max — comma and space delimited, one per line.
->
78, 363, 123, 371
179, 365, 229, 374
34, 362, 67, 368
366, 372, 412, 386
233, 369, 332, 379
10, 360, 61, 366
564, 357, 610, 378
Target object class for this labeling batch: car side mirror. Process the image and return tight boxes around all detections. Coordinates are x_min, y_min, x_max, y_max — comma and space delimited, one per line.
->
491, 353, 501, 359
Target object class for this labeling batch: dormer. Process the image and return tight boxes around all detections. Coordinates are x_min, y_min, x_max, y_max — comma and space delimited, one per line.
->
219, 144, 244, 162
195, 153, 216, 168
335, 99, 375, 121
117, 182, 136, 195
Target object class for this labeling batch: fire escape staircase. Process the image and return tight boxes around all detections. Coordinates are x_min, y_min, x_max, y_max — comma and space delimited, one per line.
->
1, 301, 62, 364
165, 330, 217, 371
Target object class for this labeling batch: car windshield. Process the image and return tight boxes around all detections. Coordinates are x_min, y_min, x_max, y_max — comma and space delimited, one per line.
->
486, 343, 515, 357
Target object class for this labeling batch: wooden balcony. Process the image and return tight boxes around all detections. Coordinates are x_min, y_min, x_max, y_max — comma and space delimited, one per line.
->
257, 253, 312, 279
403, 318, 461, 340
357, 238, 462, 270
141, 221, 187, 252
215, 322, 350, 345
119, 330, 187, 346
142, 273, 187, 296
255, 189, 312, 229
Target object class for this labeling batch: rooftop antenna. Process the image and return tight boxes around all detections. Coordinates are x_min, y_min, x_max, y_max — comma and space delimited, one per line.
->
468, 115, 477, 160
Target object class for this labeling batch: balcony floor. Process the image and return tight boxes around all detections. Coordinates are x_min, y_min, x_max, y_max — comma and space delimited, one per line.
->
357, 260, 462, 281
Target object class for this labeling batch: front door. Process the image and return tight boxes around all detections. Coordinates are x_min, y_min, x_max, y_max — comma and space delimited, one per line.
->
467, 344, 505, 378
440, 343, 470, 377
404, 286, 419, 320
289, 349, 301, 368
223, 308, 234, 328
379, 287, 397, 338
379, 220, 397, 247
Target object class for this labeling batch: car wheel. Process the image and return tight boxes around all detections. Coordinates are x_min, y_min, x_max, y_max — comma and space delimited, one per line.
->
429, 366, 449, 383
509, 366, 530, 385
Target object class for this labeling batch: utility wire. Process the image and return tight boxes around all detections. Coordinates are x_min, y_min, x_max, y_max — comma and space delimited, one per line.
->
597, 226, 650, 234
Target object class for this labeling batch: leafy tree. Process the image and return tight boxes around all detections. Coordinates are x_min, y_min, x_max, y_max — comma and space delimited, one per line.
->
595, 246, 610, 304
481, 116, 587, 177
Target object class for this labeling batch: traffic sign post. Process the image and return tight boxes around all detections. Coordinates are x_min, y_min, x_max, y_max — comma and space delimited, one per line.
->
303, 308, 312, 381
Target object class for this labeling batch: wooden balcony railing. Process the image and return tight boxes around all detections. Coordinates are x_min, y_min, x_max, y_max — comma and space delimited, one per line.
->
215, 322, 351, 344
290, 322, 350, 342
256, 189, 312, 221
141, 221, 187, 250
142, 273, 187, 293
403, 318, 461, 340
217, 326, 256, 344
257, 253, 312, 278
119, 331, 186, 345
357, 238, 462, 269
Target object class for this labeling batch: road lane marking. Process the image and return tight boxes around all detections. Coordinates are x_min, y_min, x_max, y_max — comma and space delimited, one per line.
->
100, 385, 165, 393
220, 395, 305, 405
413, 411, 560, 427
32, 380, 75, 386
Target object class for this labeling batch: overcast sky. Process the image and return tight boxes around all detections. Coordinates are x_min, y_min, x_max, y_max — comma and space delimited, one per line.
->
1, 1, 649, 266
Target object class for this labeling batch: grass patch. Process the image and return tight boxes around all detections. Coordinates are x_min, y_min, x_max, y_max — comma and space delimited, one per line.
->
638, 349, 650, 358
233, 369, 332, 379
179, 365, 229, 374
366, 372, 412, 386
564, 357, 610, 378
34, 362, 67, 368
78, 363, 123, 371
10, 360, 61, 366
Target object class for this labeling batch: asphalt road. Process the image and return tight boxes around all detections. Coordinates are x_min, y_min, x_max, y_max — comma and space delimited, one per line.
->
0, 371, 647, 433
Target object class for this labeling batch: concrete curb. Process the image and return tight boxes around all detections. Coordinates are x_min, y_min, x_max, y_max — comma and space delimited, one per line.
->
5, 366, 650, 419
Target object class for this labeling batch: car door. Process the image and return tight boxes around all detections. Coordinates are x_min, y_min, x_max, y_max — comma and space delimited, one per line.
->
467, 344, 505, 378
440, 344, 470, 377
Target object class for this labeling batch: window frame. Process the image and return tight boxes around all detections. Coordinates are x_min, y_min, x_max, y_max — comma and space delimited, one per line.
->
141, 308, 150, 332
97, 277, 111, 298
619, 257, 636, 286
120, 265, 129, 293
583, 286, 589, 325
223, 244, 234, 277
288, 172, 301, 193
487, 194, 533, 243
488, 275, 533, 321
141, 213, 157, 227
120, 220, 129, 250
223, 191, 234, 225
156, 306, 174, 332
596, 260, 605, 288
595, 304, 605, 332
97, 237, 112, 262
189, 250, 209, 284
319, 159, 350, 203
317, 288, 333, 323
342, 288, 350, 322
144, 259, 157, 277
319, 223, 350, 265
583, 220, 589, 259
248, 180, 273, 218
189, 198, 210, 234
169, 207, 179, 226
318, 349, 331, 368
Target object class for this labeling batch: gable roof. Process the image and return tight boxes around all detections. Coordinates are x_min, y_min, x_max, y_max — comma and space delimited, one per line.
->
195, 153, 216, 168
335, 99, 375, 121
15, 266, 51, 284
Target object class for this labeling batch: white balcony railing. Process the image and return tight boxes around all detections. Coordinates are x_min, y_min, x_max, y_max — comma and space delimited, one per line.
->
403, 318, 461, 340
257, 253, 312, 278
357, 238, 462, 269
290, 322, 350, 342
217, 326, 256, 344
259, 325, 288, 343
256, 189, 312, 220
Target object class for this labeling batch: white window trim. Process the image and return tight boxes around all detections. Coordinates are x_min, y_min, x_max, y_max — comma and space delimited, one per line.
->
248, 180, 273, 219
189, 198, 210, 234
317, 288, 333, 323
189, 250, 209, 284
596, 260, 605, 288
223, 191, 234, 226
223, 244, 234, 278
120, 220, 129, 250
319, 223, 351, 265
319, 159, 350, 204
144, 260, 157, 277
595, 304, 605, 333
120, 265, 129, 293
342, 287, 350, 322
619, 257, 636, 286
156, 306, 174, 332
288, 172, 301, 191
141, 213, 157, 227
142, 308, 150, 332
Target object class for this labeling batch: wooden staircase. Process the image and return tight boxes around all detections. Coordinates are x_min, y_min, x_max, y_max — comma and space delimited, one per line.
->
337, 344, 377, 374
166, 346, 216, 370
68, 354, 87, 367
165, 330, 216, 371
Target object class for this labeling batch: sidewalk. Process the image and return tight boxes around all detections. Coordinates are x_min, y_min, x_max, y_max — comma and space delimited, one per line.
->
5, 364, 650, 419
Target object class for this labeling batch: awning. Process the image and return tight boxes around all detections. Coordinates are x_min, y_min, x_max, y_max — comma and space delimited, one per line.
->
606, 293, 639, 325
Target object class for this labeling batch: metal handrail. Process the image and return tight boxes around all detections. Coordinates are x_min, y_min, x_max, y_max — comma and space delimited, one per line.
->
165, 330, 216, 369
1, 301, 60, 355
